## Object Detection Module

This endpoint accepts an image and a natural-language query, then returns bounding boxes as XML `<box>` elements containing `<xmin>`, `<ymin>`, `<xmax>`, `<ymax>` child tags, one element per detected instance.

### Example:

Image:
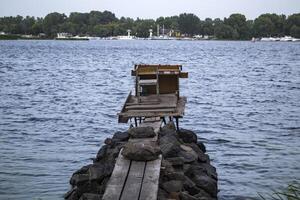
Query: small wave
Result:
<box><xmin>27</xmin><ymin>117</ymin><xmax>62</xmax><ymax>122</ymax></box>
<box><xmin>209</xmin><ymin>138</ymin><xmax>231</xmax><ymax>144</ymax></box>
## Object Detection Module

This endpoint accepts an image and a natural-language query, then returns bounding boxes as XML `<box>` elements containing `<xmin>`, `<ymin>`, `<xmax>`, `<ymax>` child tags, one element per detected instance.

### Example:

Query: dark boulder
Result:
<box><xmin>95</xmin><ymin>145</ymin><xmax>108</xmax><ymax>162</ymax></box>
<box><xmin>70</xmin><ymin>174</ymin><xmax>90</xmax><ymax>186</ymax></box>
<box><xmin>165</xmin><ymin>157</ymin><xmax>185</xmax><ymax>166</ymax></box>
<box><xmin>104</xmin><ymin>138</ymin><xmax>113</xmax><ymax>145</ymax></box>
<box><xmin>157</xmin><ymin>188</ymin><xmax>169</xmax><ymax>200</ymax></box>
<box><xmin>186</xmin><ymin>164</ymin><xmax>218</xmax><ymax>181</ymax></box>
<box><xmin>180</xmin><ymin>191</ymin><xmax>198</xmax><ymax>200</ymax></box>
<box><xmin>121</xmin><ymin>141</ymin><xmax>161</xmax><ymax>161</ymax></box>
<box><xmin>162</xmin><ymin>180</ymin><xmax>183</xmax><ymax>193</ymax></box>
<box><xmin>197</xmin><ymin>141</ymin><xmax>206</xmax><ymax>153</ymax></box>
<box><xmin>185</xmin><ymin>143</ymin><xmax>207</xmax><ymax>162</ymax></box>
<box><xmin>194</xmin><ymin>188</ymin><xmax>216</xmax><ymax>200</ymax></box>
<box><xmin>88</xmin><ymin>163</ymin><xmax>114</xmax><ymax>181</ymax></box>
<box><xmin>164</xmin><ymin>171</ymin><xmax>186</xmax><ymax>182</ymax></box>
<box><xmin>178</xmin><ymin>129</ymin><xmax>197</xmax><ymax>143</ymax></box>
<box><xmin>128</xmin><ymin>126</ymin><xmax>156</xmax><ymax>138</ymax></box>
<box><xmin>183</xmin><ymin>176</ymin><xmax>200</xmax><ymax>195</ymax></box>
<box><xmin>192</xmin><ymin>175</ymin><xmax>217</xmax><ymax>197</ymax></box>
<box><xmin>159</xmin><ymin>133</ymin><xmax>181</xmax><ymax>157</ymax></box>
<box><xmin>112</xmin><ymin>131</ymin><xmax>129</xmax><ymax>142</ymax></box>
<box><xmin>178</xmin><ymin>145</ymin><xmax>198</xmax><ymax>163</ymax></box>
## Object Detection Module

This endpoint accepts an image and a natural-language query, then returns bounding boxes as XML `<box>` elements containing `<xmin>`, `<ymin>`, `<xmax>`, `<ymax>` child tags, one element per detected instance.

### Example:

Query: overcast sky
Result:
<box><xmin>0</xmin><ymin>0</ymin><xmax>299</xmax><ymax>20</ymax></box>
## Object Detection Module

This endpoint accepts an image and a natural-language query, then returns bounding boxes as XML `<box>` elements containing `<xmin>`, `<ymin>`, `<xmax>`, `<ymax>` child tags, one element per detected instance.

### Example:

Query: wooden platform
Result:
<box><xmin>103</xmin><ymin>118</ymin><xmax>162</xmax><ymax>200</ymax></box>
<box><xmin>118</xmin><ymin>93</ymin><xmax>186</xmax><ymax>123</ymax></box>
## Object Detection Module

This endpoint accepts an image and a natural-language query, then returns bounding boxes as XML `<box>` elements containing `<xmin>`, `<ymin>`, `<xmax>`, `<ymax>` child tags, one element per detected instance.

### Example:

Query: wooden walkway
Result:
<box><xmin>102</xmin><ymin>118</ymin><xmax>162</xmax><ymax>200</ymax></box>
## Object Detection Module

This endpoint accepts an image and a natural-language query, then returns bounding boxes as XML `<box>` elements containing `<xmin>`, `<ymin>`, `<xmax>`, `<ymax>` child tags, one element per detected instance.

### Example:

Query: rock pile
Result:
<box><xmin>64</xmin><ymin>123</ymin><xmax>218</xmax><ymax>200</ymax></box>
<box><xmin>158</xmin><ymin>125</ymin><xmax>218</xmax><ymax>200</ymax></box>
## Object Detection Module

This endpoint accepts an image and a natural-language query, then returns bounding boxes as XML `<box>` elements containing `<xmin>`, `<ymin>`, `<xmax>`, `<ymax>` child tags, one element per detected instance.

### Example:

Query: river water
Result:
<box><xmin>0</xmin><ymin>40</ymin><xmax>299</xmax><ymax>200</ymax></box>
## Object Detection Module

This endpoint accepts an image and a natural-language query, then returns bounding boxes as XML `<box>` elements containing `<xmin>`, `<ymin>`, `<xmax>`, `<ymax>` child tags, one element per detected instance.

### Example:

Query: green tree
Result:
<box><xmin>156</xmin><ymin>16</ymin><xmax>178</xmax><ymax>31</ymax></box>
<box><xmin>31</xmin><ymin>17</ymin><xmax>43</xmax><ymax>35</ymax></box>
<box><xmin>178</xmin><ymin>13</ymin><xmax>200</xmax><ymax>35</ymax></box>
<box><xmin>43</xmin><ymin>12</ymin><xmax>66</xmax><ymax>37</ymax></box>
<box><xmin>202</xmin><ymin>18</ymin><xmax>214</xmax><ymax>36</ymax></box>
<box><xmin>286</xmin><ymin>13</ymin><xmax>300</xmax><ymax>36</ymax></box>
<box><xmin>225</xmin><ymin>13</ymin><xmax>250</xmax><ymax>39</ymax></box>
<box><xmin>134</xmin><ymin>19</ymin><xmax>155</xmax><ymax>37</ymax></box>
<box><xmin>18</xmin><ymin>16</ymin><xmax>35</xmax><ymax>34</ymax></box>
<box><xmin>253</xmin><ymin>15</ymin><xmax>275</xmax><ymax>37</ymax></box>
<box><xmin>290</xmin><ymin>25</ymin><xmax>300</xmax><ymax>38</ymax></box>
<box><xmin>253</xmin><ymin>13</ymin><xmax>287</xmax><ymax>37</ymax></box>
<box><xmin>214</xmin><ymin>23</ymin><xmax>236</xmax><ymax>39</ymax></box>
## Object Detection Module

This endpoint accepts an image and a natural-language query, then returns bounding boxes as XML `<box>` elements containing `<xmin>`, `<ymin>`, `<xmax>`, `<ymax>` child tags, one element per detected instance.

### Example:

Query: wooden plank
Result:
<box><xmin>120</xmin><ymin>161</ymin><xmax>146</xmax><ymax>200</ymax></box>
<box><xmin>126</xmin><ymin>108</ymin><xmax>176</xmax><ymax>113</ymax></box>
<box><xmin>119</xmin><ymin>112</ymin><xmax>182</xmax><ymax>118</ymax></box>
<box><xmin>126</xmin><ymin>102</ymin><xmax>160</xmax><ymax>106</ymax></box>
<box><xmin>129</xmin><ymin>119</ymin><xmax>161</xmax><ymax>143</ymax></box>
<box><xmin>118</xmin><ymin>91</ymin><xmax>133</xmax><ymax>123</ymax></box>
<box><xmin>139</xmin><ymin>79</ymin><xmax>158</xmax><ymax>86</ymax></box>
<box><xmin>139</xmin><ymin>155</ymin><xmax>162</xmax><ymax>200</ymax></box>
<box><xmin>102</xmin><ymin>150</ymin><xmax>131</xmax><ymax>200</ymax></box>
<box><xmin>143</xmin><ymin>117</ymin><xmax>160</xmax><ymax>122</ymax></box>
<box><xmin>132</xmin><ymin>65</ymin><xmax>184</xmax><ymax>76</ymax></box>
<box><xmin>126</xmin><ymin>104</ymin><xmax>176</xmax><ymax>110</ymax></box>
<box><xmin>140</xmin><ymin>120</ymin><xmax>161</xmax><ymax>133</ymax></box>
<box><xmin>177</xmin><ymin>97</ymin><xmax>187</xmax><ymax>115</ymax></box>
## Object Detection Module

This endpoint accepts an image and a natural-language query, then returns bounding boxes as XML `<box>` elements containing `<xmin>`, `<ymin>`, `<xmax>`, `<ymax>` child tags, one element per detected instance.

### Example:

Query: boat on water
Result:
<box><xmin>56</xmin><ymin>33</ymin><xmax>89</xmax><ymax>40</ymax></box>
<box><xmin>149</xmin><ymin>35</ymin><xmax>176</xmax><ymax>40</ymax></box>
<box><xmin>280</xmin><ymin>36</ymin><xmax>300</xmax><ymax>42</ymax></box>
<box><xmin>260</xmin><ymin>36</ymin><xmax>299</xmax><ymax>42</ymax></box>
<box><xmin>117</xmin><ymin>35</ymin><xmax>135</xmax><ymax>40</ymax></box>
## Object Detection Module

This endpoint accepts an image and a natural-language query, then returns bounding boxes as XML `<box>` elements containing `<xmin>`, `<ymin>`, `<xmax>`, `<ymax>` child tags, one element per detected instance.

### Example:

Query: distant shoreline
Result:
<box><xmin>1</xmin><ymin>11</ymin><xmax>299</xmax><ymax>41</ymax></box>
<box><xmin>1</xmin><ymin>37</ymin><xmax>299</xmax><ymax>42</ymax></box>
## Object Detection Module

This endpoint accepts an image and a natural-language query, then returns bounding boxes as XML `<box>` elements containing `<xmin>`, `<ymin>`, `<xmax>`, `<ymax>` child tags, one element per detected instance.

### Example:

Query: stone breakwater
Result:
<box><xmin>65</xmin><ymin>123</ymin><xmax>218</xmax><ymax>200</ymax></box>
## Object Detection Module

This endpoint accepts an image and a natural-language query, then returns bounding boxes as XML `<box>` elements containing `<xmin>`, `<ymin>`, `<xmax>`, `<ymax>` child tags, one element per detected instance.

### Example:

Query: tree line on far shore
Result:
<box><xmin>0</xmin><ymin>10</ymin><xmax>299</xmax><ymax>39</ymax></box>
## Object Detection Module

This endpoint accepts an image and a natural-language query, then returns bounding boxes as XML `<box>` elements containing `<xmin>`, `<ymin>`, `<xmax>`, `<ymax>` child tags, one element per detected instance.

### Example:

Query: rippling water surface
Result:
<box><xmin>0</xmin><ymin>40</ymin><xmax>299</xmax><ymax>200</ymax></box>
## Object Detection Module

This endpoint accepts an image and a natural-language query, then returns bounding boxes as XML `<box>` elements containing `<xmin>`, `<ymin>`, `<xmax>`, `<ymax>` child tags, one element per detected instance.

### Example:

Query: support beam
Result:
<box><xmin>175</xmin><ymin>116</ymin><xmax>179</xmax><ymax>130</ymax></box>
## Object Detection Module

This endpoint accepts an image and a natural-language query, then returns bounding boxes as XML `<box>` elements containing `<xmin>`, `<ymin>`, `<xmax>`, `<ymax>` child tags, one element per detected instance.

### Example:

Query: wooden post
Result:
<box><xmin>175</xmin><ymin>116</ymin><xmax>179</xmax><ymax>131</ymax></box>
<box><xmin>134</xmin><ymin>117</ymin><xmax>138</xmax><ymax>127</ymax></box>
<box><xmin>156</xmin><ymin>66</ymin><xmax>159</xmax><ymax>96</ymax></box>
<box><xmin>161</xmin><ymin>117</ymin><xmax>166</xmax><ymax>125</ymax></box>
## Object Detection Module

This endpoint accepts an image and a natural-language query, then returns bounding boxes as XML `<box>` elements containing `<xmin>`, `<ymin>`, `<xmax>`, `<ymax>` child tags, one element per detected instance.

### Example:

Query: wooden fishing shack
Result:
<box><xmin>118</xmin><ymin>64</ymin><xmax>188</xmax><ymax>129</ymax></box>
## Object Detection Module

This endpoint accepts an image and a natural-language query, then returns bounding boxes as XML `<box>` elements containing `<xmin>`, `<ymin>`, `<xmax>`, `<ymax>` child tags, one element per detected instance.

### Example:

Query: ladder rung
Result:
<box><xmin>139</xmin><ymin>79</ymin><xmax>158</xmax><ymax>86</ymax></box>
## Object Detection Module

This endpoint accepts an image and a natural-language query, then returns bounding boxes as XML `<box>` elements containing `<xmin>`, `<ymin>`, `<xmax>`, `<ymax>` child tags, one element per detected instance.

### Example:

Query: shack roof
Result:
<box><xmin>131</xmin><ymin>64</ymin><xmax>188</xmax><ymax>78</ymax></box>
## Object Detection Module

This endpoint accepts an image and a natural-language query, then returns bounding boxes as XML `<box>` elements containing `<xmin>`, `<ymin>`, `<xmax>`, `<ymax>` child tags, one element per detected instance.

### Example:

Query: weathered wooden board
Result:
<box><xmin>139</xmin><ymin>79</ymin><xmax>158</xmax><ymax>86</ymax></box>
<box><xmin>140</xmin><ymin>120</ymin><xmax>161</xmax><ymax>133</ymax></box>
<box><xmin>102</xmin><ymin>150</ymin><xmax>131</xmax><ymax>200</ymax></box>
<box><xmin>120</xmin><ymin>161</ymin><xmax>146</xmax><ymax>200</ymax></box>
<box><xmin>126</xmin><ymin>108</ymin><xmax>176</xmax><ymax>113</ymax></box>
<box><xmin>118</xmin><ymin>91</ymin><xmax>133</xmax><ymax>123</ymax></box>
<box><xmin>126</xmin><ymin>104</ymin><xmax>176</xmax><ymax>110</ymax></box>
<box><xmin>126</xmin><ymin>102</ymin><xmax>160</xmax><ymax>106</ymax></box>
<box><xmin>139</xmin><ymin>155</ymin><xmax>162</xmax><ymax>200</ymax></box>
<box><xmin>176</xmin><ymin>97</ymin><xmax>187</xmax><ymax>115</ymax></box>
